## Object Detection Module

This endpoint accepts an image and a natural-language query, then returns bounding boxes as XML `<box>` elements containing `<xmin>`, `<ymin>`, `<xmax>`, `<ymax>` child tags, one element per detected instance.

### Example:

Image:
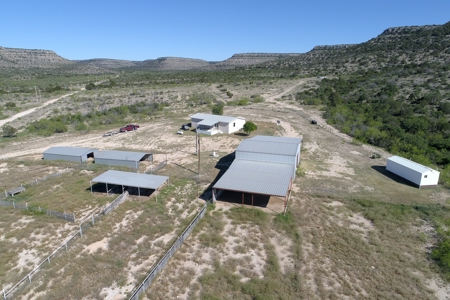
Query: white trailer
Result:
<box><xmin>386</xmin><ymin>156</ymin><xmax>440</xmax><ymax>188</ymax></box>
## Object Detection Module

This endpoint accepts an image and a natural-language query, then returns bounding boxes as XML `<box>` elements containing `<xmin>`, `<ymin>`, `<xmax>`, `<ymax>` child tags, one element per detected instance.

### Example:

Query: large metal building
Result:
<box><xmin>43</xmin><ymin>147</ymin><xmax>97</xmax><ymax>163</ymax></box>
<box><xmin>386</xmin><ymin>156</ymin><xmax>440</xmax><ymax>188</ymax></box>
<box><xmin>235</xmin><ymin>135</ymin><xmax>302</xmax><ymax>177</ymax></box>
<box><xmin>213</xmin><ymin>135</ymin><xmax>302</xmax><ymax>211</ymax></box>
<box><xmin>94</xmin><ymin>150</ymin><xmax>152</xmax><ymax>170</ymax></box>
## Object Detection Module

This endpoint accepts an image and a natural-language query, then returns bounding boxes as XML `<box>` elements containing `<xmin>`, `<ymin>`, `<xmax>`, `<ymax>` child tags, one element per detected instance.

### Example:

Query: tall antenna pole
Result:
<box><xmin>198</xmin><ymin>134</ymin><xmax>201</xmax><ymax>176</ymax></box>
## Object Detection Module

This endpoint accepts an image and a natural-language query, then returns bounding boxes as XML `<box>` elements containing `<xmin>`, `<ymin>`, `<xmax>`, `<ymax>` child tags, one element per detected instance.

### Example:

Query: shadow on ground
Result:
<box><xmin>371</xmin><ymin>165</ymin><xmax>418</xmax><ymax>188</ymax></box>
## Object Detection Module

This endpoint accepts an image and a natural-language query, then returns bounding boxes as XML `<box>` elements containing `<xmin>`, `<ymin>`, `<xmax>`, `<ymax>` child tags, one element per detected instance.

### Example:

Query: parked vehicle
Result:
<box><xmin>103</xmin><ymin>131</ymin><xmax>118</xmax><ymax>137</ymax></box>
<box><xmin>119</xmin><ymin>124</ymin><xmax>140</xmax><ymax>132</ymax></box>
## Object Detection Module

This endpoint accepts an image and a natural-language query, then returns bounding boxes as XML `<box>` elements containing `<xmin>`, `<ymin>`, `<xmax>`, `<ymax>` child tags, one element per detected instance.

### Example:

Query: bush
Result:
<box><xmin>28</xmin><ymin>119</ymin><xmax>68</xmax><ymax>136</ymax></box>
<box><xmin>243</xmin><ymin>121</ymin><xmax>257</xmax><ymax>135</ymax></box>
<box><xmin>212</xmin><ymin>104</ymin><xmax>224</xmax><ymax>115</ymax></box>
<box><xmin>2</xmin><ymin>124</ymin><xmax>18</xmax><ymax>137</ymax></box>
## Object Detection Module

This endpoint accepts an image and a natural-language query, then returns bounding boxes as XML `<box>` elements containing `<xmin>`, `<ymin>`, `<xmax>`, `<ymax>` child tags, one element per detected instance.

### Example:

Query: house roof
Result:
<box><xmin>190</xmin><ymin>113</ymin><xmax>242</xmax><ymax>124</ymax></box>
<box><xmin>236</xmin><ymin>139</ymin><xmax>299</xmax><ymax>156</ymax></box>
<box><xmin>43</xmin><ymin>146</ymin><xmax>97</xmax><ymax>157</ymax></box>
<box><xmin>198</xmin><ymin>119</ymin><xmax>218</xmax><ymax>126</ymax></box>
<box><xmin>213</xmin><ymin>160</ymin><xmax>293</xmax><ymax>197</ymax></box>
<box><xmin>249</xmin><ymin>135</ymin><xmax>303</xmax><ymax>144</ymax></box>
<box><xmin>387</xmin><ymin>156</ymin><xmax>438</xmax><ymax>174</ymax></box>
<box><xmin>95</xmin><ymin>150</ymin><xmax>151</xmax><ymax>162</ymax></box>
<box><xmin>91</xmin><ymin>170</ymin><xmax>168</xmax><ymax>190</ymax></box>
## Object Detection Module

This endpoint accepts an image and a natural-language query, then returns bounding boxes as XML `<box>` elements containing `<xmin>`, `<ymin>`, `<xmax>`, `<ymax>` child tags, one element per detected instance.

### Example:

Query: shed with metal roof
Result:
<box><xmin>43</xmin><ymin>147</ymin><xmax>97</xmax><ymax>163</ymax></box>
<box><xmin>95</xmin><ymin>150</ymin><xmax>152</xmax><ymax>170</ymax></box>
<box><xmin>386</xmin><ymin>156</ymin><xmax>440</xmax><ymax>188</ymax></box>
<box><xmin>90</xmin><ymin>170</ymin><xmax>168</xmax><ymax>197</ymax></box>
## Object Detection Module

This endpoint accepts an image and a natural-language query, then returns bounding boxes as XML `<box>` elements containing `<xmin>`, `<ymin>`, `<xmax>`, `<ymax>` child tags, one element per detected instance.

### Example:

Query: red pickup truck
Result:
<box><xmin>119</xmin><ymin>124</ymin><xmax>140</xmax><ymax>132</ymax></box>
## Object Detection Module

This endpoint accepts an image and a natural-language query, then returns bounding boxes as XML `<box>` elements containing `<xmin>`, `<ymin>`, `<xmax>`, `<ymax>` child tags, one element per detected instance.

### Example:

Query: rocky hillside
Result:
<box><xmin>1</xmin><ymin>21</ymin><xmax>449</xmax><ymax>74</ymax></box>
<box><xmin>261</xmin><ymin>22</ymin><xmax>450</xmax><ymax>74</ymax></box>
<box><xmin>0</xmin><ymin>46</ymin><xmax>74</xmax><ymax>69</ymax></box>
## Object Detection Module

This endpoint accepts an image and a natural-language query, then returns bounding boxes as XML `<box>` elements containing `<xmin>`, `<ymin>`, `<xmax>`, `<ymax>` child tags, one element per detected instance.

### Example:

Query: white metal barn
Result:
<box><xmin>386</xmin><ymin>156</ymin><xmax>440</xmax><ymax>188</ymax></box>
<box><xmin>190</xmin><ymin>113</ymin><xmax>246</xmax><ymax>135</ymax></box>
<box><xmin>235</xmin><ymin>135</ymin><xmax>303</xmax><ymax>177</ymax></box>
<box><xmin>212</xmin><ymin>135</ymin><xmax>303</xmax><ymax>211</ymax></box>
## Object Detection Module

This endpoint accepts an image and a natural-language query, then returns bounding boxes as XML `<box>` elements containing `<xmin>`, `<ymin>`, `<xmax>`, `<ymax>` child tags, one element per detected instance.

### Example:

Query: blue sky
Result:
<box><xmin>1</xmin><ymin>0</ymin><xmax>449</xmax><ymax>61</ymax></box>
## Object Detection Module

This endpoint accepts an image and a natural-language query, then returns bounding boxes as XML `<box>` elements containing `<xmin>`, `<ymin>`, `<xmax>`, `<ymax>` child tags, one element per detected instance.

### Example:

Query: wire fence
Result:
<box><xmin>145</xmin><ymin>160</ymin><xmax>167</xmax><ymax>174</ymax></box>
<box><xmin>0</xmin><ymin>200</ymin><xmax>76</xmax><ymax>222</ymax></box>
<box><xmin>2</xmin><ymin>191</ymin><xmax>129</xmax><ymax>300</ymax></box>
<box><xmin>127</xmin><ymin>199</ymin><xmax>210</xmax><ymax>300</ymax></box>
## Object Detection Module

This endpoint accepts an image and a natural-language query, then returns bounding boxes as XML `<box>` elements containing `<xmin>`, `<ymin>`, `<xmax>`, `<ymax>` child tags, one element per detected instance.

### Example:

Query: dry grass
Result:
<box><xmin>1</xmin><ymin>77</ymin><xmax>449</xmax><ymax>299</ymax></box>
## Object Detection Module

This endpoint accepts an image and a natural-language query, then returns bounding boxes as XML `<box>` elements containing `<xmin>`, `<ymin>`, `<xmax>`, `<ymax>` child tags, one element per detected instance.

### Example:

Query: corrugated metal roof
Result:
<box><xmin>387</xmin><ymin>156</ymin><xmax>436</xmax><ymax>174</ymax></box>
<box><xmin>95</xmin><ymin>150</ymin><xmax>150</xmax><ymax>162</ymax></box>
<box><xmin>236</xmin><ymin>139</ymin><xmax>299</xmax><ymax>156</ymax></box>
<box><xmin>213</xmin><ymin>160</ymin><xmax>293</xmax><ymax>197</ymax></box>
<box><xmin>43</xmin><ymin>146</ymin><xmax>96</xmax><ymax>156</ymax></box>
<box><xmin>191</xmin><ymin>113</ymin><xmax>242</xmax><ymax>124</ymax></box>
<box><xmin>198</xmin><ymin>119</ymin><xmax>218</xmax><ymax>126</ymax></box>
<box><xmin>249</xmin><ymin>135</ymin><xmax>303</xmax><ymax>144</ymax></box>
<box><xmin>92</xmin><ymin>170</ymin><xmax>168</xmax><ymax>190</ymax></box>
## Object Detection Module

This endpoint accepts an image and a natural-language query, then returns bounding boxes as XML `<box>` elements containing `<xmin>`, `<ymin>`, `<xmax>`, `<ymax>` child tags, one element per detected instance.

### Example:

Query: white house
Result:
<box><xmin>190</xmin><ymin>113</ymin><xmax>245</xmax><ymax>135</ymax></box>
<box><xmin>386</xmin><ymin>156</ymin><xmax>440</xmax><ymax>188</ymax></box>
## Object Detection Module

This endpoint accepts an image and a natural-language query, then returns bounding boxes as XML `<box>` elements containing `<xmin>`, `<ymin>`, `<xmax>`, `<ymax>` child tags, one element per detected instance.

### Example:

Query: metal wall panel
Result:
<box><xmin>95</xmin><ymin>158</ymin><xmax>139</xmax><ymax>169</ymax></box>
<box><xmin>43</xmin><ymin>153</ymin><xmax>82</xmax><ymax>163</ymax></box>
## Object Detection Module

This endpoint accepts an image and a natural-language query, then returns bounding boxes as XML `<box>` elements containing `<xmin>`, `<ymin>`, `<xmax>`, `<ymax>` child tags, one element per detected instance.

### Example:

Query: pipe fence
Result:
<box><xmin>2</xmin><ymin>191</ymin><xmax>129</xmax><ymax>300</ymax></box>
<box><xmin>128</xmin><ymin>199</ymin><xmax>210</xmax><ymax>300</ymax></box>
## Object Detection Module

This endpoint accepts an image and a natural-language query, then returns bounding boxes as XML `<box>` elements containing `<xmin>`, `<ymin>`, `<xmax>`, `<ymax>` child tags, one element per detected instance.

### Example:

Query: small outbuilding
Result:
<box><xmin>94</xmin><ymin>150</ymin><xmax>152</xmax><ymax>170</ymax></box>
<box><xmin>190</xmin><ymin>113</ymin><xmax>245</xmax><ymax>135</ymax></box>
<box><xmin>386</xmin><ymin>156</ymin><xmax>440</xmax><ymax>188</ymax></box>
<box><xmin>43</xmin><ymin>147</ymin><xmax>97</xmax><ymax>163</ymax></box>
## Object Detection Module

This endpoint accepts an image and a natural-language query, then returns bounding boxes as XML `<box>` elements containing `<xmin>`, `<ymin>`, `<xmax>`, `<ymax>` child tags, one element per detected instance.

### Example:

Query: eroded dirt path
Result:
<box><xmin>0</xmin><ymin>91</ymin><xmax>79</xmax><ymax>127</ymax></box>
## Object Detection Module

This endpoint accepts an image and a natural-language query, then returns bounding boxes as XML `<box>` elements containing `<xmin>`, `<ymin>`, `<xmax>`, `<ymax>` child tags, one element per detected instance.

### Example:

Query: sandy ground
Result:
<box><xmin>1</xmin><ymin>78</ymin><xmax>449</xmax><ymax>299</ymax></box>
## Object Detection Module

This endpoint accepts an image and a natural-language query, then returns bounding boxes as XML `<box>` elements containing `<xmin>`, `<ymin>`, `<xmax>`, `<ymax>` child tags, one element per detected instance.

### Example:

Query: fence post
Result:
<box><xmin>28</xmin><ymin>274</ymin><xmax>31</xmax><ymax>283</ymax></box>
<box><xmin>64</xmin><ymin>211</ymin><xmax>66</xmax><ymax>221</ymax></box>
<box><xmin>47</xmin><ymin>257</ymin><xmax>50</xmax><ymax>264</ymax></box>
<box><xmin>80</xmin><ymin>225</ymin><xmax>83</xmax><ymax>237</ymax></box>
<box><xmin>65</xmin><ymin>242</ymin><xmax>68</xmax><ymax>251</ymax></box>
<box><xmin>3</xmin><ymin>288</ymin><xmax>6</xmax><ymax>300</ymax></box>
<box><xmin>26</xmin><ymin>203</ymin><xmax>28</xmax><ymax>210</ymax></box>
<box><xmin>92</xmin><ymin>214</ymin><xmax>94</xmax><ymax>225</ymax></box>
<box><xmin>13</xmin><ymin>201</ymin><xmax>15</xmax><ymax>209</ymax></box>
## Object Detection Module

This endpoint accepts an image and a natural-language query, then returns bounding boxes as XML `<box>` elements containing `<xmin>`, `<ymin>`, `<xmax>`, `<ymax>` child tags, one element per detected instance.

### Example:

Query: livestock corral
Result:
<box><xmin>1</xmin><ymin>79</ymin><xmax>450</xmax><ymax>299</ymax></box>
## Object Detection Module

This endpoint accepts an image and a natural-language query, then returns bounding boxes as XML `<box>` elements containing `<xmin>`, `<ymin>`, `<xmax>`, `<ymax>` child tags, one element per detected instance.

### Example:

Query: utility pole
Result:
<box><xmin>198</xmin><ymin>134</ymin><xmax>201</xmax><ymax>176</ymax></box>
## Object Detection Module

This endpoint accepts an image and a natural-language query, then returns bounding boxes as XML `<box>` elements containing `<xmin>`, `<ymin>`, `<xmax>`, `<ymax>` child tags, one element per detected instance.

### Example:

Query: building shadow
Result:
<box><xmin>87</xmin><ymin>184</ymin><xmax>155</xmax><ymax>197</ymax></box>
<box><xmin>233</xmin><ymin>132</ymin><xmax>248</xmax><ymax>137</ymax></box>
<box><xmin>371</xmin><ymin>165</ymin><xmax>417</xmax><ymax>188</ymax></box>
<box><xmin>198</xmin><ymin>152</ymin><xmax>235</xmax><ymax>201</ymax></box>
<box><xmin>219</xmin><ymin>190</ymin><xmax>270</xmax><ymax>207</ymax></box>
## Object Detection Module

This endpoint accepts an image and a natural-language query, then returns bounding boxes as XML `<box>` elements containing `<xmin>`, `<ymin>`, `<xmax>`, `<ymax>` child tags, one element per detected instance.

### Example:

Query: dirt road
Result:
<box><xmin>0</xmin><ymin>91</ymin><xmax>79</xmax><ymax>127</ymax></box>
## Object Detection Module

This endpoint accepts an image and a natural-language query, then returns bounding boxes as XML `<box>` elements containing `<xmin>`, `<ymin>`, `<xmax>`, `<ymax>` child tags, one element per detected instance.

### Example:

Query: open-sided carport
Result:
<box><xmin>90</xmin><ymin>170</ymin><xmax>168</xmax><ymax>197</ymax></box>
<box><xmin>212</xmin><ymin>160</ymin><xmax>293</xmax><ymax>212</ymax></box>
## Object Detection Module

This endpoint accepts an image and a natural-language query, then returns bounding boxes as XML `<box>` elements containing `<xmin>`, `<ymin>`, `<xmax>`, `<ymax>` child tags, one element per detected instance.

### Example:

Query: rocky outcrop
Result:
<box><xmin>0</xmin><ymin>46</ymin><xmax>73</xmax><ymax>69</ymax></box>
<box><xmin>136</xmin><ymin>57</ymin><xmax>211</xmax><ymax>70</ymax></box>
<box><xmin>211</xmin><ymin>53</ymin><xmax>300</xmax><ymax>68</ymax></box>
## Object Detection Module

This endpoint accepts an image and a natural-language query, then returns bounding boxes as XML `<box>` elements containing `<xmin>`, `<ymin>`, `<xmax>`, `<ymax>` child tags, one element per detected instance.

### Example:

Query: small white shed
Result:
<box><xmin>386</xmin><ymin>156</ymin><xmax>440</xmax><ymax>188</ymax></box>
